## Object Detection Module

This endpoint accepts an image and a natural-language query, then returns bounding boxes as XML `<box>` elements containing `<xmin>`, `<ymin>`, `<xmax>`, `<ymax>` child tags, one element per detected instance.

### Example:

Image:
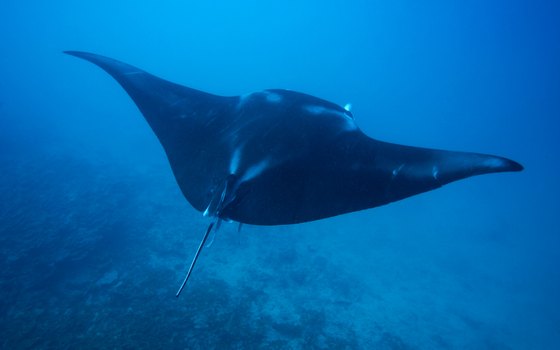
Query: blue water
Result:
<box><xmin>1</xmin><ymin>1</ymin><xmax>559</xmax><ymax>349</ymax></box>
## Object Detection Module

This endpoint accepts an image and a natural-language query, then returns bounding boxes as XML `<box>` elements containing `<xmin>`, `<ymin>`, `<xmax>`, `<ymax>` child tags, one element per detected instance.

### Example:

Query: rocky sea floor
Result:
<box><xmin>0</xmin><ymin>147</ymin><xmax>555</xmax><ymax>349</ymax></box>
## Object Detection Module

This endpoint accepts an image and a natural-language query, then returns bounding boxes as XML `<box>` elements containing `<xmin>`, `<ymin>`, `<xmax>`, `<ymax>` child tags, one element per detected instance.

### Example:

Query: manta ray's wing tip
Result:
<box><xmin>64</xmin><ymin>51</ymin><xmax>108</xmax><ymax>67</ymax></box>
<box><xmin>491</xmin><ymin>156</ymin><xmax>524</xmax><ymax>173</ymax></box>
<box><xmin>65</xmin><ymin>51</ymin><xmax>127</xmax><ymax>66</ymax></box>
<box><xmin>64</xmin><ymin>50</ymin><xmax>91</xmax><ymax>58</ymax></box>
<box><xmin>509</xmin><ymin>159</ymin><xmax>524</xmax><ymax>172</ymax></box>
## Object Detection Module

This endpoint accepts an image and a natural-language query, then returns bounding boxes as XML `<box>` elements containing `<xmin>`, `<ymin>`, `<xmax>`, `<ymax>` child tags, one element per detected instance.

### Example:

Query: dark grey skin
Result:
<box><xmin>65</xmin><ymin>51</ymin><xmax>523</xmax><ymax>295</ymax></box>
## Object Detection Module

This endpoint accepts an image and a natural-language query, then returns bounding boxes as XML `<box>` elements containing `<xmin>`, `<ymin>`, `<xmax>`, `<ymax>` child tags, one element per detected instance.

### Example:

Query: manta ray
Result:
<box><xmin>65</xmin><ymin>51</ymin><xmax>523</xmax><ymax>297</ymax></box>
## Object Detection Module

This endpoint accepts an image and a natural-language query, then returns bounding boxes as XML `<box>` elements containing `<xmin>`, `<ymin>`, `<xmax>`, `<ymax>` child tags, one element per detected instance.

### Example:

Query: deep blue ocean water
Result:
<box><xmin>1</xmin><ymin>1</ymin><xmax>559</xmax><ymax>349</ymax></box>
